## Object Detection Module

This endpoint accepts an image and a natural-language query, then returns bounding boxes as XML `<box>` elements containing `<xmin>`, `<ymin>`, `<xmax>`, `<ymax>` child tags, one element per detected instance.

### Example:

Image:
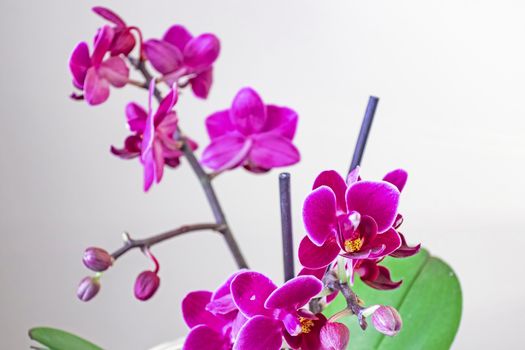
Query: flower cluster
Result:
<box><xmin>68</xmin><ymin>7</ymin><xmax>300</xmax><ymax>191</ymax></box>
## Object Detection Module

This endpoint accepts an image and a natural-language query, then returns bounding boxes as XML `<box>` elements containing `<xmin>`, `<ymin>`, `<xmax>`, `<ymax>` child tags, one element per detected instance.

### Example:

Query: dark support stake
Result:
<box><xmin>349</xmin><ymin>96</ymin><xmax>379</xmax><ymax>174</ymax></box>
<box><xmin>279</xmin><ymin>173</ymin><xmax>294</xmax><ymax>282</ymax></box>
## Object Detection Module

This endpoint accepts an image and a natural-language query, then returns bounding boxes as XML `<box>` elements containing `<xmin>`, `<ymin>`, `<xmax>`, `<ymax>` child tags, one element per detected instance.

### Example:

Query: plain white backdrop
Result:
<box><xmin>1</xmin><ymin>0</ymin><xmax>524</xmax><ymax>349</ymax></box>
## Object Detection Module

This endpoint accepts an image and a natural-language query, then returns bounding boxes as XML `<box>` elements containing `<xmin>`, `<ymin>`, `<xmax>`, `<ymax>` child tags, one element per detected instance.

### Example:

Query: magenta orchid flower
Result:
<box><xmin>230</xmin><ymin>271</ymin><xmax>325</xmax><ymax>350</ymax></box>
<box><xmin>298</xmin><ymin>169</ymin><xmax>403</xmax><ymax>280</ymax></box>
<box><xmin>111</xmin><ymin>81</ymin><xmax>197</xmax><ymax>191</ymax></box>
<box><xmin>201</xmin><ymin>87</ymin><xmax>300</xmax><ymax>173</ymax></box>
<box><xmin>182</xmin><ymin>272</ymin><xmax>247</xmax><ymax>350</ymax></box>
<box><xmin>69</xmin><ymin>25</ymin><xmax>130</xmax><ymax>105</ymax></box>
<box><xmin>92</xmin><ymin>7</ymin><xmax>136</xmax><ymax>56</ymax></box>
<box><xmin>144</xmin><ymin>25</ymin><xmax>220</xmax><ymax>98</ymax></box>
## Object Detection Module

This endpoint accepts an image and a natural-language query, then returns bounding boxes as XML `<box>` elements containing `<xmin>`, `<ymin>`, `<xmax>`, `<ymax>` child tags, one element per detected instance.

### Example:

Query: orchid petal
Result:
<box><xmin>265</xmin><ymin>276</ymin><xmax>323</xmax><ymax>310</ymax></box>
<box><xmin>234</xmin><ymin>316</ymin><xmax>283</xmax><ymax>350</ymax></box>
<box><xmin>84</xmin><ymin>68</ymin><xmax>109</xmax><ymax>105</ymax></box>
<box><xmin>346</xmin><ymin>181</ymin><xmax>400</xmax><ymax>233</ymax></box>
<box><xmin>99</xmin><ymin>56</ymin><xmax>129</xmax><ymax>87</ymax></box>
<box><xmin>303</xmin><ymin>186</ymin><xmax>338</xmax><ymax>246</ymax></box>
<box><xmin>144</xmin><ymin>39</ymin><xmax>183</xmax><ymax>75</ymax></box>
<box><xmin>231</xmin><ymin>271</ymin><xmax>277</xmax><ymax>318</ymax></box>
<box><xmin>383</xmin><ymin>169</ymin><xmax>408</xmax><ymax>192</ymax></box>
<box><xmin>368</xmin><ymin>228</ymin><xmax>402</xmax><ymax>259</ymax></box>
<box><xmin>110</xmin><ymin>135</ymin><xmax>141</xmax><ymax>159</ymax></box>
<box><xmin>205</xmin><ymin>110</ymin><xmax>235</xmax><ymax>140</ymax></box>
<box><xmin>362</xmin><ymin>265</ymin><xmax>402</xmax><ymax>290</ymax></box>
<box><xmin>313</xmin><ymin>171</ymin><xmax>348</xmax><ymax>213</ymax></box>
<box><xmin>249</xmin><ymin>133</ymin><xmax>300</xmax><ymax>169</ymax></box>
<box><xmin>182</xmin><ymin>291</ymin><xmax>221</xmax><ymax>329</ymax></box>
<box><xmin>183</xmin><ymin>325</ymin><xmax>227</xmax><ymax>350</ymax></box>
<box><xmin>263</xmin><ymin>105</ymin><xmax>298</xmax><ymax>139</ymax></box>
<box><xmin>163</xmin><ymin>25</ymin><xmax>193</xmax><ymax>52</ymax></box>
<box><xmin>92</xmin><ymin>7</ymin><xmax>126</xmax><ymax>27</ymax></box>
<box><xmin>190</xmin><ymin>67</ymin><xmax>213</xmax><ymax>99</ymax></box>
<box><xmin>184</xmin><ymin>33</ymin><xmax>220</xmax><ymax>71</ymax></box>
<box><xmin>69</xmin><ymin>42</ymin><xmax>91</xmax><ymax>88</ymax></box>
<box><xmin>281</xmin><ymin>312</ymin><xmax>302</xmax><ymax>336</ymax></box>
<box><xmin>111</xmin><ymin>29</ymin><xmax>136</xmax><ymax>56</ymax></box>
<box><xmin>298</xmin><ymin>266</ymin><xmax>327</xmax><ymax>281</ymax></box>
<box><xmin>92</xmin><ymin>25</ymin><xmax>114</xmax><ymax>65</ymax></box>
<box><xmin>201</xmin><ymin>134</ymin><xmax>252</xmax><ymax>171</ymax></box>
<box><xmin>298</xmin><ymin>235</ymin><xmax>339</xmax><ymax>269</ymax></box>
<box><xmin>390</xmin><ymin>232</ymin><xmax>421</xmax><ymax>258</ymax></box>
<box><xmin>230</xmin><ymin>88</ymin><xmax>266</xmax><ymax>135</ymax></box>
<box><xmin>125</xmin><ymin>102</ymin><xmax>148</xmax><ymax>132</ymax></box>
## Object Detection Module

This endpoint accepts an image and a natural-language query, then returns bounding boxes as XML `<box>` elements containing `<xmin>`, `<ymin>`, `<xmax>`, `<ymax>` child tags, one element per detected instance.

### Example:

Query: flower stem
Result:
<box><xmin>128</xmin><ymin>57</ymin><xmax>249</xmax><ymax>269</ymax></box>
<box><xmin>110</xmin><ymin>223</ymin><xmax>225</xmax><ymax>260</ymax></box>
<box><xmin>348</xmin><ymin>96</ymin><xmax>379</xmax><ymax>174</ymax></box>
<box><xmin>279</xmin><ymin>173</ymin><xmax>295</xmax><ymax>282</ymax></box>
<box><xmin>324</xmin><ymin>271</ymin><xmax>367</xmax><ymax>330</ymax></box>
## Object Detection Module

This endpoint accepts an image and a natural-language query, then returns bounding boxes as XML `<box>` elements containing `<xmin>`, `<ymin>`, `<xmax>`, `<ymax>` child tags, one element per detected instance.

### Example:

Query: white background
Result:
<box><xmin>1</xmin><ymin>0</ymin><xmax>524</xmax><ymax>349</ymax></box>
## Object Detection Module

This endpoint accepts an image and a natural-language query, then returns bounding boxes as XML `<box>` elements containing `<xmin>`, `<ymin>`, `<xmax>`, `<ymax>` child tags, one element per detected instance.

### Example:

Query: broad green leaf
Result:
<box><xmin>29</xmin><ymin>327</ymin><xmax>103</xmax><ymax>350</ymax></box>
<box><xmin>323</xmin><ymin>249</ymin><xmax>462</xmax><ymax>350</ymax></box>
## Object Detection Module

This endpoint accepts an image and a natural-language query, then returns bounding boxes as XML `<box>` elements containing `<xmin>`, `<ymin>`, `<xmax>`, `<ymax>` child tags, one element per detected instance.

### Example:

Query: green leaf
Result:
<box><xmin>323</xmin><ymin>249</ymin><xmax>462</xmax><ymax>350</ymax></box>
<box><xmin>29</xmin><ymin>327</ymin><xmax>103</xmax><ymax>350</ymax></box>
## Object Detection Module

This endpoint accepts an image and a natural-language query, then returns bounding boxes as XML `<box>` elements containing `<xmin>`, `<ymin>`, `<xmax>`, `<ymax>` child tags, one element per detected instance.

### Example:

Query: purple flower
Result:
<box><xmin>69</xmin><ymin>25</ymin><xmax>130</xmax><ymax>105</ymax></box>
<box><xmin>111</xmin><ymin>81</ymin><xmax>198</xmax><ymax>191</ymax></box>
<box><xmin>134</xmin><ymin>270</ymin><xmax>160</xmax><ymax>301</ymax></box>
<box><xmin>201</xmin><ymin>88</ymin><xmax>300</xmax><ymax>173</ymax></box>
<box><xmin>299</xmin><ymin>170</ymin><xmax>402</xmax><ymax>279</ymax></box>
<box><xmin>230</xmin><ymin>271</ymin><xmax>323</xmax><ymax>350</ymax></box>
<box><xmin>92</xmin><ymin>7</ymin><xmax>136</xmax><ymax>56</ymax></box>
<box><xmin>144</xmin><ymin>25</ymin><xmax>220</xmax><ymax>98</ymax></box>
<box><xmin>183</xmin><ymin>272</ymin><xmax>247</xmax><ymax>350</ymax></box>
<box><xmin>83</xmin><ymin>247</ymin><xmax>113</xmax><ymax>272</ymax></box>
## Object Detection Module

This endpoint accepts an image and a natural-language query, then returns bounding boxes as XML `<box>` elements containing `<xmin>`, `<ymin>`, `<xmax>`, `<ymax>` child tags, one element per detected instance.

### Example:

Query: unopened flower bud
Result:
<box><xmin>77</xmin><ymin>276</ymin><xmax>100</xmax><ymax>302</ymax></box>
<box><xmin>83</xmin><ymin>247</ymin><xmax>113</xmax><ymax>272</ymax></box>
<box><xmin>371</xmin><ymin>305</ymin><xmax>402</xmax><ymax>336</ymax></box>
<box><xmin>134</xmin><ymin>271</ymin><xmax>160</xmax><ymax>301</ymax></box>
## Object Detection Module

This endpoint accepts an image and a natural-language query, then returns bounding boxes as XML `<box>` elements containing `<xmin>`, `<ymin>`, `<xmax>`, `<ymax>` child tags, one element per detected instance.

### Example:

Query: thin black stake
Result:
<box><xmin>279</xmin><ymin>172</ymin><xmax>294</xmax><ymax>282</ymax></box>
<box><xmin>349</xmin><ymin>96</ymin><xmax>379</xmax><ymax>174</ymax></box>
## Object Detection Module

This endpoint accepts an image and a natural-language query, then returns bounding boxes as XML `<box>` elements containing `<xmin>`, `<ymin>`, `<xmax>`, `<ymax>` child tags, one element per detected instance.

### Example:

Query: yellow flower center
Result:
<box><xmin>299</xmin><ymin>317</ymin><xmax>315</xmax><ymax>334</ymax></box>
<box><xmin>344</xmin><ymin>237</ymin><xmax>363</xmax><ymax>253</ymax></box>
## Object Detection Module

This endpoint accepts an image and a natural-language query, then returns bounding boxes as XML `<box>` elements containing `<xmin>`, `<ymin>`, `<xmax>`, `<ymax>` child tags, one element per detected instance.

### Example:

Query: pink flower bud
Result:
<box><xmin>371</xmin><ymin>305</ymin><xmax>402</xmax><ymax>336</ymax></box>
<box><xmin>83</xmin><ymin>247</ymin><xmax>113</xmax><ymax>272</ymax></box>
<box><xmin>77</xmin><ymin>276</ymin><xmax>100</xmax><ymax>302</ymax></box>
<box><xmin>134</xmin><ymin>271</ymin><xmax>160</xmax><ymax>301</ymax></box>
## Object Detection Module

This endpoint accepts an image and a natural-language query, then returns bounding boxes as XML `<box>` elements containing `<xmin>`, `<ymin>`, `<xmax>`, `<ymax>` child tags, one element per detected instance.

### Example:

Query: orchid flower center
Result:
<box><xmin>344</xmin><ymin>237</ymin><xmax>364</xmax><ymax>253</ymax></box>
<box><xmin>299</xmin><ymin>317</ymin><xmax>315</xmax><ymax>334</ymax></box>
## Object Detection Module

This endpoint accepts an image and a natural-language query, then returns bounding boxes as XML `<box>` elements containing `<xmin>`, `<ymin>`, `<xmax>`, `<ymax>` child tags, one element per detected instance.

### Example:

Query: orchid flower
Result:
<box><xmin>144</xmin><ymin>25</ymin><xmax>220</xmax><ymax>98</ymax></box>
<box><xmin>201</xmin><ymin>87</ymin><xmax>300</xmax><ymax>173</ymax></box>
<box><xmin>230</xmin><ymin>271</ymin><xmax>326</xmax><ymax>350</ymax></box>
<box><xmin>92</xmin><ymin>6</ymin><xmax>136</xmax><ymax>56</ymax></box>
<box><xmin>299</xmin><ymin>169</ymin><xmax>403</xmax><ymax>281</ymax></box>
<box><xmin>111</xmin><ymin>81</ymin><xmax>197</xmax><ymax>191</ymax></box>
<box><xmin>182</xmin><ymin>272</ymin><xmax>247</xmax><ymax>350</ymax></box>
<box><xmin>69</xmin><ymin>25</ymin><xmax>130</xmax><ymax>105</ymax></box>
<box><xmin>284</xmin><ymin>313</ymin><xmax>350</xmax><ymax>350</ymax></box>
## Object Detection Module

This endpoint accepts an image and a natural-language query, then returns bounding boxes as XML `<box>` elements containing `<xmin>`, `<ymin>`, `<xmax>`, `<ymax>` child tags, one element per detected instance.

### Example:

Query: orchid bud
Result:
<box><xmin>77</xmin><ymin>276</ymin><xmax>100</xmax><ymax>302</ymax></box>
<box><xmin>371</xmin><ymin>305</ymin><xmax>402</xmax><ymax>336</ymax></box>
<box><xmin>83</xmin><ymin>247</ymin><xmax>113</xmax><ymax>272</ymax></box>
<box><xmin>134</xmin><ymin>271</ymin><xmax>160</xmax><ymax>301</ymax></box>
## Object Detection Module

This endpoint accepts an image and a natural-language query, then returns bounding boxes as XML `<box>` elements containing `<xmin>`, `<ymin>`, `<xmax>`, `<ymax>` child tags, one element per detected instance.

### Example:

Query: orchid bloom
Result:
<box><xmin>69</xmin><ymin>25</ymin><xmax>130</xmax><ymax>105</ymax></box>
<box><xmin>111</xmin><ymin>81</ymin><xmax>197</xmax><ymax>191</ymax></box>
<box><xmin>182</xmin><ymin>273</ymin><xmax>247</xmax><ymax>350</ymax></box>
<box><xmin>201</xmin><ymin>87</ymin><xmax>300</xmax><ymax>173</ymax></box>
<box><xmin>284</xmin><ymin>313</ymin><xmax>350</xmax><ymax>350</ymax></box>
<box><xmin>230</xmin><ymin>271</ymin><xmax>326</xmax><ymax>350</ymax></box>
<box><xmin>92</xmin><ymin>7</ymin><xmax>136</xmax><ymax>56</ymax></box>
<box><xmin>299</xmin><ymin>169</ymin><xmax>404</xmax><ymax>281</ymax></box>
<box><xmin>144</xmin><ymin>25</ymin><xmax>220</xmax><ymax>98</ymax></box>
